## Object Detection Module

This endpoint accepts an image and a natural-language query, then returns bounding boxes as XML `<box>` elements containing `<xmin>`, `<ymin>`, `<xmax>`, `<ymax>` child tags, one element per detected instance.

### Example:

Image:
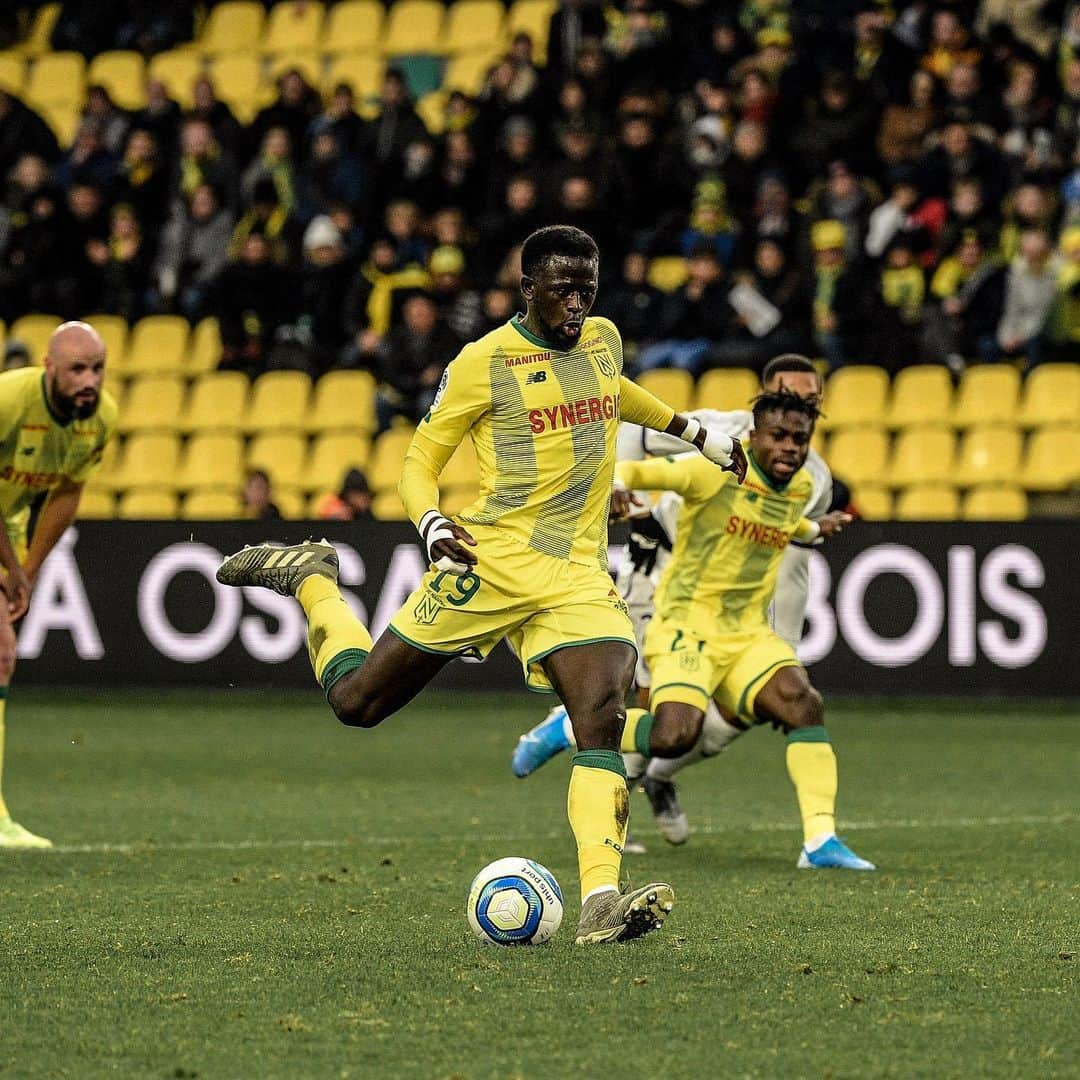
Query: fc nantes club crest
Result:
<box><xmin>592</xmin><ymin>347</ymin><xmax>618</xmax><ymax>379</ymax></box>
<box><xmin>413</xmin><ymin>590</ymin><xmax>443</xmax><ymax>626</ymax></box>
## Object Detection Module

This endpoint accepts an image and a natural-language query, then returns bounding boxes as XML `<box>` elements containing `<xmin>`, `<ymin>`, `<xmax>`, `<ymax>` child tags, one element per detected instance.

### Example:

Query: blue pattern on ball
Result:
<box><xmin>475</xmin><ymin>876</ymin><xmax>543</xmax><ymax>944</ymax></box>
<box><xmin>527</xmin><ymin>860</ymin><xmax>563</xmax><ymax>904</ymax></box>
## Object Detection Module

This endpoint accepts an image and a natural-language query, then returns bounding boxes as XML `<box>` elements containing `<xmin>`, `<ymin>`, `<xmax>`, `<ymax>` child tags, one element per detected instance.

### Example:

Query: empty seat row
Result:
<box><xmin>853</xmin><ymin>484</ymin><xmax>1031</xmax><ymax>522</ymax></box>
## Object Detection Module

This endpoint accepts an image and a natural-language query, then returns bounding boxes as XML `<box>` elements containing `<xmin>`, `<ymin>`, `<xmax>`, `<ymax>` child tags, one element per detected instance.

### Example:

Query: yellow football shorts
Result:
<box><xmin>388</xmin><ymin>524</ymin><xmax>637</xmax><ymax>693</ymax></box>
<box><xmin>643</xmin><ymin>617</ymin><xmax>801</xmax><ymax>723</ymax></box>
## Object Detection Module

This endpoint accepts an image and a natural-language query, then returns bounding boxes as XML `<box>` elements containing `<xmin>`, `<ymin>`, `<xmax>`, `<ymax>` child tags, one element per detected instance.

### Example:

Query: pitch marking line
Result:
<box><xmin>45</xmin><ymin>813</ymin><xmax>1078</xmax><ymax>855</ymax></box>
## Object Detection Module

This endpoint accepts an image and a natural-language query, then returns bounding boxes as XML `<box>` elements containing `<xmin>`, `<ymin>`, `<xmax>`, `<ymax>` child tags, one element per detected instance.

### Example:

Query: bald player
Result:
<box><xmin>0</xmin><ymin>322</ymin><xmax>117</xmax><ymax>849</ymax></box>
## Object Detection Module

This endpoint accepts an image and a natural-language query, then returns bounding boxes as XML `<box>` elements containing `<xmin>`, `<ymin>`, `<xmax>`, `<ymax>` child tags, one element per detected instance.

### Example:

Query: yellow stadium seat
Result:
<box><xmin>957</xmin><ymin>425</ymin><xmax>1022</xmax><ymax>487</ymax></box>
<box><xmin>87</xmin><ymin>51</ymin><xmax>146</xmax><ymax>110</ymax></box>
<box><xmin>274</xmin><ymin>487</ymin><xmax>305</xmax><ymax>518</ymax></box>
<box><xmin>694</xmin><ymin>367</ymin><xmax>758</xmax><ymax>411</ymax></box>
<box><xmin>267</xmin><ymin>51</ymin><xmax>324</xmax><ymax>88</ymax></box>
<box><xmin>202</xmin><ymin>1</ymin><xmax>266</xmax><ymax>54</ymax></box>
<box><xmin>439</xmin><ymin>439</ymin><xmax>478</xmax><ymax>491</ymax></box>
<box><xmin>1019</xmin><ymin>426</ymin><xmax>1080</xmax><ymax>491</ymax></box>
<box><xmin>962</xmin><ymin>485</ymin><xmax>1028</xmax><ymax>521</ymax></box>
<box><xmin>372</xmin><ymin>491</ymin><xmax>408</xmax><ymax>519</ymax></box>
<box><xmin>305</xmin><ymin>432</ymin><xmax>372</xmax><ymax>492</ymax></box>
<box><xmin>445</xmin><ymin>1</ymin><xmax>505</xmax><ymax>53</ymax></box>
<box><xmin>95</xmin><ymin>437</ymin><xmax>122</xmax><ymax>485</ymax></box>
<box><xmin>851</xmin><ymin>485</ymin><xmax>892</xmax><ymax>521</ymax></box>
<box><xmin>1017</xmin><ymin>363</ymin><xmax>1080</xmax><ymax>428</ymax></box>
<box><xmin>308</xmin><ymin>370</ymin><xmax>377</xmax><ymax>434</ymax></box>
<box><xmin>647</xmin><ymin>256</ymin><xmax>688</xmax><ymax>293</ymax></box>
<box><xmin>0</xmin><ymin>52</ymin><xmax>26</xmax><ymax>95</ymax></box>
<box><xmin>8</xmin><ymin>314</ymin><xmax>61</xmax><ymax>365</ymax></box>
<box><xmin>323</xmin><ymin>1</ymin><xmax>385</xmax><ymax>53</ymax></box>
<box><xmin>182</xmin><ymin>371</ymin><xmax>250</xmax><ymax>433</ymax></box>
<box><xmin>178</xmin><ymin>432</ymin><xmax>245</xmax><ymax>491</ymax></box>
<box><xmin>148</xmin><ymin>50</ymin><xmax>204</xmax><ymax>111</ymax></box>
<box><xmin>324</xmin><ymin>53</ymin><xmax>385</xmax><ymax>103</ymax></box>
<box><xmin>440</xmin><ymin>488</ymin><xmax>479</xmax><ymax>515</ymax></box>
<box><xmin>895</xmin><ymin>484</ymin><xmax>959</xmax><ymax>520</ymax></box>
<box><xmin>247</xmin><ymin>432</ymin><xmax>308</xmax><ymax>489</ymax></box>
<box><xmin>26</xmin><ymin>52</ymin><xmax>85</xmax><ymax>109</ymax></box>
<box><xmin>506</xmin><ymin>0</ymin><xmax>556</xmax><ymax>63</ymax></box>
<box><xmin>111</xmin><ymin>433</ymin><xmax>181</xmax><ymax>492</ymax></box>
<box><xmin>208</xmin><ymin>54</ymin><xmax>263</xmax><ymax>116</ymax></box>
<box><xmin>244</xmin><ymin>371</ymin><xmax>312</xmax><ymax>432</ymax></box>
<box><xmin>826</xmin><ymin>428</ymin><xmax>890</xmax><ymax>488</ymax></box>
<box><xmin>187</xmin><ymin>318</ymin><xmax>223</xmax><ymax>375</ymax></box>
<box><xmin>888</xmin><ymin>426</ymin><xmax>956</xmax><ymax>488</ymax></box>
<box><xmin>118</xmin><ymin>375</ymin><xmax>186</xmax><ymax>435</ymax></box>
<box><xmin>78</xmin><ymin>489</ymin><xmax>115</xmax><ymax>519</ymax></box>
<box><xmin>126</xmin><ymin>316</ymin><xmax>190</xmax><ymax>376</ymax></box>
<box><xmin>263</xmin><ymin>1</ymin><xmax>325</xmax><ymax>53</ymax></box>
<box><xmin>368</xmin><ymin>427</ymin><xmax>416</xmax><ymax>492</ymax></box>
<box><xmin>820</xmin><ymin>366</ymin><xmax>890</xmax><ymax>431</ymax></box>
<box><xmin>635</xmin><ymin>369</ymin><xmax>694</xmax><ymax>414</ymax></box>
<box><xmin>443</xmin><ymin>50</ymin><xmax>501</xmax><ymax>94</ymax></box>
<box><xmin>951</xmin><ymin>365</ymin><xmax>1021</xmax><ymax>428</ymax></box>
<box><xmin>382</xmin><ymin>0</ymin><xmax>446</xmax><ymax>56</ymax></box>
<box><xmin>17</xmin><ymin>3</ymin><xmax>61</xmax><ymax>58</ymax></box>
<box><xmin>887</xmin><ymin>365</ymin><xmax>952</xmax><ymax>430</ymax></box>
<box><xmin>183</xmin><ymin>490</ymin><xmax>243</xmax><ymax>519</ymax></box>
<box><xmin>117</xmin><ymin>490</ymin><xmax>180</xmax><ymax>520</ymax></box>
<box><xmin>81</xmin><ymin>314</ymin><xmax>129</xmax><ymax>375</ymax></box>
<box><xmin>38</xmin><ymin>103</ymin><xmax>79</xmax><ymax>148</ymax></box>
<box><xmin>416</xmin><ymin>89</ymin><xmax>448</xmax><ymax>134</ymax></box>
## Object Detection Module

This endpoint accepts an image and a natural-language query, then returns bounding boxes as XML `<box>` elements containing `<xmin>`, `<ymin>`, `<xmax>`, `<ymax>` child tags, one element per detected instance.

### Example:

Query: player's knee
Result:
<box><xmin>785</xmin><ymin>684</ymin><xmax>824</xmax><ymax>730</ymax></box>
<box><xmin>328</xmin><ymin>684</ymin><xmax>385</xmax><ymax>729</ymax></box>
<box><xmin>650</xmin><ymin>707</ymin><xmax>702</xmax><ymax>757</ymax></box>
<box><xmin>0</xmin><ymin>629</ymin><xmax>16</xmax><ymax>681</ymax></box>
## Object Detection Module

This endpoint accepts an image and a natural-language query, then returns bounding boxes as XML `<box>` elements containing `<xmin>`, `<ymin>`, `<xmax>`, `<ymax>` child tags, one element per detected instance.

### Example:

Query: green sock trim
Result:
<box><xmin>571</xmin><ymin>749</ymin><xmax>627</xmax><ymax>777</ymax></box>
<box><xmin>787</xmin><ymin>726</ymin><xmax>830</xmax><ymax>744</ymax></box>
<box><xmin>321</xmin><ymin>649</ymin><xmax>368</xmax><ymax>695</ymax></box>
<box><xmin>0</xmin><ymin>686</ymin><xmax>8</xmax><ymax>699</ymax></box>
<box><xmin>634</xmin><ymin>711</ymin><xmax>655</xmax><ymax>757</ymax></box>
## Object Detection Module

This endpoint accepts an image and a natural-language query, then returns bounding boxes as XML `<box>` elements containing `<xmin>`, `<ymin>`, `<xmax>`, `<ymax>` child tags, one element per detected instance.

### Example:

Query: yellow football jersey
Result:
<box><xmin>412</xmin><ymin>314</ymin><xmax>673</xmax><ymax>568</ymax></box>
<box><xmin>615</xmin><ymin>449</ymin><xmax>818</xmax><ymax>638</ymax></box>
<box><xmin>0</xmin><ymin>368</ymin><xmax>118</xmax><ymax>540</ymax></box>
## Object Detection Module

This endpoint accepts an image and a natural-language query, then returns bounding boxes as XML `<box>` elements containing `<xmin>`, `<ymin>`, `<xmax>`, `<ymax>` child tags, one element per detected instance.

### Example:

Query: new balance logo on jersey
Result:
<box><xmin>525</xmin><ymin>370</ymin><xmax>547</xmax><ymax>384</ymax></box>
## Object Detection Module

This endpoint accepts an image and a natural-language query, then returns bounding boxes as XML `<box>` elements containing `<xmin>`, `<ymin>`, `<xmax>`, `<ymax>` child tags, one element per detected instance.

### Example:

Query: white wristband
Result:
<box><xmin>680</xmin><ymin>417</ymin><xmax>701</xmax><ymax>446</ymax></box>
<box><xmin>418</xmin><ymin>509</ymin><xmax>470</xmax><ymax>573</ymax></box>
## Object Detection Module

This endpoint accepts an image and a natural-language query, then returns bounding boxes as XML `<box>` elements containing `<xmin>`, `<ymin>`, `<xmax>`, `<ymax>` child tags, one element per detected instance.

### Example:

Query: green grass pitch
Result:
<box><xmin>0</xmin><ymin>690</ymin><xmax>1076</xmax><ymax>1079</ymax></box>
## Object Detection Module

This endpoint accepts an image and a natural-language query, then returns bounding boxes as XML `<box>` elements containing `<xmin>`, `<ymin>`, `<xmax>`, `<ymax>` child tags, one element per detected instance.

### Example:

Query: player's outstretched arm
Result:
<box><xmin>795</xmin><ymin>511</ymin><xmax>853</xmax><ymax>543</ymax></box>
<box><xmin>23</xmin><ymin>478</ymin><xmax>82</xmax><ymax>590</ymax></box>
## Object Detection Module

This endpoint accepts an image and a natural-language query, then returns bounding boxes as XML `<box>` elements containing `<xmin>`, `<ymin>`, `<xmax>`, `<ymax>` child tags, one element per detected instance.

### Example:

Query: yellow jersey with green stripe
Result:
<box><xmin>614</xmin><ymin>448</ymin><xmax>817</xmax><ymax>639</ymax></box>
<box><xmin>0</xmin><ymin>368</ymin><xmax>118</xmax><ymax>541</ymax></box>
<box><xmin>414</xmin><ymin>314</ymin><xmax>672</xmax><ymax>568</ymax></box>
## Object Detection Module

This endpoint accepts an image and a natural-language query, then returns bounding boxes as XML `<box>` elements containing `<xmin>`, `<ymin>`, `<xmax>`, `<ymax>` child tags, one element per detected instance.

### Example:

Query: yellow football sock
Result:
<box><xmin>296</xmin><ymin>576</ymin><xmax>372</xmax><ymax>691</ymax></box>
<box><xmin>786</xmin><ymin>728</ymin><xmax>837</xmax><ymax>844</ymax></box>
<box><xmin>620</xmin><ymin>708</ymin><xmax>654</xmax><ymax>755</ymax></box>
<box><xmin>0</xmin><ymin>691</ymin><xmax>8</xmax><ymax>818</ymax></box>
<box><xmin>567</xmin><ymin>751</ymin><xmax>628</xmax><ymax>901</ymax></box>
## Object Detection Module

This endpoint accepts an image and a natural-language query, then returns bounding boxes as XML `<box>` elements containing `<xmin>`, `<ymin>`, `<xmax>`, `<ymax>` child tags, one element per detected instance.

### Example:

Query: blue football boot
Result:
<box><xmin>797</xmin><ymin>835</ymin><xmax>876</xmax><ymax>870</ymax></box>
<box><xmin>511</xmin><ymin>705</ymin><xmax>572</xmax><ymax>777</ymax></box>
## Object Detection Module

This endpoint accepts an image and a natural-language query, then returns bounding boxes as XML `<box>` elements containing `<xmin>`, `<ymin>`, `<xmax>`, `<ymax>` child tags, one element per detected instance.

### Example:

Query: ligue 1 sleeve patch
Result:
<box><xmin>431</xmin><ymin>368</ymin><xmax>450</xmax><ymax>411</ymax></box>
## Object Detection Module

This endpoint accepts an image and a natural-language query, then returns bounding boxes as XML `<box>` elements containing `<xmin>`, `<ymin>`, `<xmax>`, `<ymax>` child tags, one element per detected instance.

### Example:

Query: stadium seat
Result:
<box><xmin>244</xmin><ymin>371</ymin><xmax>312</xmax><ymax>433</ymax></box>
<box><xmin>208</xmin><ymin>54</ymin><xmax>263</xmax><ymax>118</ymax></box>
<box><xmin>178</xmin><ymin>432</ymin><xmax>245</xmax><ymax>492</ymax></box>
<box><xmin>323</xmin><ymin>1</ymin><xmax>385</xmax><ymax>53</ymax></box>
<box><xmin>0</xmin><ymin>52</ymin><xmax>26</xmax><ymax>95</ymax></box>
<box><xmin>886</xmin><ymin>365</ymin><xmax>952</xmax><ymax>430</ymax></box>
<box><xmin>444</xmin><ymin>1</ymin><xmax>505</xmax><ymax>54</ymax></box>
<box><xmin>962</xmin><ymin>485</ymin><xmax>1028</xmax><ymax>521</ymax></box>
<box><xmin>247</xmin><ymin>432</ymin><xmax>308</xmax><ymax>489</ymax></box>
<box><xmin>148</xmin><ymin>50</ymin><xmax>204</xmax><ymax>111</ymax></box>
<box><xmin>274</xmin><ymin>487</ymin><xmax>305</xmax><ymax>518</ymax></box>
<box><xmin>416</xmin><ymin>89</ymin><xmax>448</xmax><ymax>134</ymax></box>
<box><xmin>305</xmin><ymin>432</ymin><xmax>372</xmax><ymax>493</ymax></box>
<box><xmin>439</xmin><ymin>439</ymin><xmax>479</xmax><ymax>491</ymax></box>
<box><xmin>37</xmin><ymin>103</ymin><xmax>79</xmax><ymax>147</ymax></box>
<box><xmin>957</xmin><ymin>425</ymin><xmax>1022</xmax><ymax>487</ymax></box>
<box><xmin>820</xmin><ymin>366</ymin><xmax>890</xmax><ymax>431</ymax></box>
<box><xmin>308</xmin><ymin>370</ymin><xmax>378</xmax><ymax>434</ymax></box>
<box><xmin>87</xmin><ymin>51</ymin><xmax>146</xmax><ymax>110</ymax></box>
<box><xmin>183</xmin><ymin>490</ymin><xmax>243</xmax><ymax>520</ymax></box>
<box><xmin>1019</xmin><ymin>426</ymin><xmax>1080</xmax><ymax>491</ymax></box>
<box><xmin>8</xmin><ymin>314</ymin><xmax>61</xmax><ymax>365</ymax></box>
<box><xmin>372</xmin><ymin>491</ymin><xmax>409</xmax><ymax>519</ymax></box>
<box><xmin>201</xmin><ymin>1</ymin><xmax>266</xmax><ymax>54</ymax></box>
<box><xmin>263</xmin><ymin>1</ymin><xmax>325</xmax><ymax>53</ymax></box>
<box><xmin>647</xmin><ymin>256</ymin><xmax>689</xmax><ymax>293</ymax></box>
<box><xmin>694</xmin><ymin>368</ymin><xmax>758</xmax><ymax>411</ymax></box>
<box><xmin>182</xmin><ymin>371</ymin><xmax>250</xmax><ymax>433</ymax></box>
<box><xmin>443</xmin><ymin>50</ymin><xmax>502</xmax><ymax>95</ymax></box>
<box><xmin>382</xmin><ymin>0</ymin><xmax>447</xmax><ymax>56</ymax></box>
<box><xmin>110</xmin><ymin>433</ymin><xmax>181</xmax><ymax>492</ymax></box>
<box><xmin>118</xmin><ymin>375</ymin><xmax>186</xmax><ymax>435</ymax></box>
<box><xmin>440</xmin><ymin>488</ymin><xmax>479</xmax><ymax>515</ymax></box>
<box><xmin>125</xmin><ymin>316</ymin><xmax>190</xmax><ymax>377</ymax></box>
<box><xmin>187</xmin><ymin>318</ymin><xmax>223</xmax><ymax>375</ymax></box>
<box><xmin>267</xmin><ymin>51</ymin><xmax>324</xmax><ymax>89</ymax></box>
<box><xmin>324</xmin><ymin>53</ymin><xmax>385</xmax><ymax>104</ymax></box>
<box><xmin>826</xmin><ymin>428</ymin><xmax>890</xmax><ymax>487</ymax></box>
<box><xmin>17</xmin><ymin>3</ymin><xmax>61</xmax><ymax>58</ymax></box>
<box><xmin>894</xmin><ymin>484</ymin><xmax>959</xmax><ymax>521</ymax></box>
<box><xmin>888</xmin><ymin>426</ymin><xmax>956</xmax><ymax>488</ymax></box>
<box><xmin>635</xmin><ymin>369</ymin><xmax>694</xmax><ymax>414</ymax></box>
<box><xmin>506</xmin><ymin>0</ymin><xmax>556</xmax><ymax>63</ymax></box>
<box><xmin>368</xmin><ymin>427</ymin><xmax>416</xmax><ymax>492</ymax></box>
<box><xmin>1017</xmin><ymin>363</ymin><xmax>1080</xmax><ymax>428</ymax></box>
<box><xmin>951</xmin><ymin>365</ymin><xmax>1021</xmax><ymax>428</ymax></box>
<box><xmin>394</xmin><ymin>54</ymin><xmax>443</xmax><ymax>97</ymax></box>
<box><xmin>25</xmin><ymin>52</ymin><xmax>85</xmax><ymax>109</ymax></box>
<box><xmin>81</xmin><ymin>314</ymin><xmax>129</xmax><ymax>376</ymax></box>
<box><xmin>78</xmin><ymin>488</ymin><xmax>115</xmax><ymax>519</ymax></box>
<box><xmin>117</xmin><ymin>490</ymin><xmax>180</xmax><ymax>520</ymax></box>
<box><xmin>851</xmin><ymin>485</ymin><xmax>892</xmax><ymax>521</ymax></box>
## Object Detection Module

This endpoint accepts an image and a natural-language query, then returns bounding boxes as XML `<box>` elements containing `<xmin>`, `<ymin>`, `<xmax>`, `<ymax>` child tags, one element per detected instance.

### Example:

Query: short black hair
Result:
<box><xmin>752</xmin><ymin>388</ymin><xmax>821</xmax><ymax>426</ymax></box>
<box><xmin>761</xmin><ymin>353</ymin><xmax>820</xmax><ymax>388</ymax></box>
<box><xmin>520</xmin><ymin>225</ymin><xmax>599</xmax><ymax>279</ymax></box>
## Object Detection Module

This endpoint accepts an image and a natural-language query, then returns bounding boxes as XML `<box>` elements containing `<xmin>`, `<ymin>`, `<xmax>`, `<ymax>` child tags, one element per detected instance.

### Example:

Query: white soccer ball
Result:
<box><xmin>466</xmin><ymin>857</ymin><xmax>564</xmax><ymax>946</ymax></box>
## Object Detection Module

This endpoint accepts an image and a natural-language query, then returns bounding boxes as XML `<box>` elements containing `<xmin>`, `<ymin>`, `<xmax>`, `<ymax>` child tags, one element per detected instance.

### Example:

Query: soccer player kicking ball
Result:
<box><xmin>217</xmin><ymin>226</ymin><xmax>748</xmax><ymax>944</ymax></box>
<box><xmin>0</xmin><ymin>322</ymin><xmax>116</xmax><ymax>849</ymax></box>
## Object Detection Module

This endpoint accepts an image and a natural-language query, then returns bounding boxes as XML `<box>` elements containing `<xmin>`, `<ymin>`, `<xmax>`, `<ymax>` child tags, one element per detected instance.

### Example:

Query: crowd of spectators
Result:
<box><xmin>3</xmin><ymin>0</ymin><xmax>1080</xmax><ymax>427</ymax></box>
